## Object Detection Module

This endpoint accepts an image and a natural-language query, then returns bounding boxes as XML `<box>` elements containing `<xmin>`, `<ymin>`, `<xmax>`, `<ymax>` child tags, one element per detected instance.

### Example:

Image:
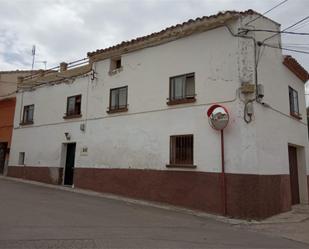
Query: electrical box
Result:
<box><xmin>240</xmin><ymin>83</ymin><xmax>255</xmax><ymax>94</ymax></box>
<box><xmin>246</xmin><ymin>102</ymin><xmax>254</xmax><ymax>116</ymax></box>
<box><xmin>80</xmin><ymin>123</ymin><xmax>86</xmax><ymax>132</ymax></box>
<box><xmin>80</xmin><ymin>146</ymin><xmax>88</xmax><ymax>156</ymax></box>
<box><xmin>257</xmin><ymin>84</ymin><xmax>264</xmax><ymax>98</ymax></box>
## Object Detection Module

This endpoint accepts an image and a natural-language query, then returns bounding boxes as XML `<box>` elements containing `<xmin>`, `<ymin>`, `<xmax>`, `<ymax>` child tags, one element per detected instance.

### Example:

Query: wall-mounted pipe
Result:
<box><xmin>221</xmin><ymin>129</ymin><xmax>227</xmax><ymax>216</ymax></box>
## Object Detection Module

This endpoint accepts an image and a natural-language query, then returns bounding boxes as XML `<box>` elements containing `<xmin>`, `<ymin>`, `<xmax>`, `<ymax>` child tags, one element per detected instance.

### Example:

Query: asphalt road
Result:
<box><xmin>0</xmin><ymin>178</ymin><xmax>308</xmax><ymax>249</ymax></box>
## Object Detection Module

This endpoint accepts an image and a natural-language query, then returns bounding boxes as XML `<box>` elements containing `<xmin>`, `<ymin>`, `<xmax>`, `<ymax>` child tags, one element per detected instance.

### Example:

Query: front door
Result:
<box><xmin>64</xmin><ymin>143</ymin><xmax>76</xmax><ymax>186</ymax></box>
<box><xmin>288</xmin><ymin>146</ymin><xmax>300</xmax><ymax>205</ymax></box>
<box><xmin>0</xmin><ymin>143</ymin><xmax>8</xmax><ymax>175</ymax></box>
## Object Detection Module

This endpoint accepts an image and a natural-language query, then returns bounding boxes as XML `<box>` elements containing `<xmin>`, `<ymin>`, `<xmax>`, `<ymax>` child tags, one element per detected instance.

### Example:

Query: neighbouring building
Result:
<box><xmin>7</xmin><ymin>10</ymin><xmax>309</xmax><ymax>219</ymax></box>
<box><xmin>0</xmin><ymin>70</ymin><xmax>35</xmax><ymax>175</ymax></box>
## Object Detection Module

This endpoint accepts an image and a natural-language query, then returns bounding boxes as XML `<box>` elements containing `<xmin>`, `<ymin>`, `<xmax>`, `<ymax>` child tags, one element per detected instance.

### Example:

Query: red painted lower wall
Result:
<box><xmin>7</xmin><ymin>166</ymin><xmax>292</xmax><ymax>219</ymax></box>
<box><xmin>7</xmin><ymin>166</ymin><xmax>63</xmax><ymax>185</ymax></box>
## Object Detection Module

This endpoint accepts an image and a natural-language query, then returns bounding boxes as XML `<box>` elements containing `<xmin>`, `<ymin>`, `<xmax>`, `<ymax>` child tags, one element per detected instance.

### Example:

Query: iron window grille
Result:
<box><xmin>170</xmin><ymin>135</ymin><xmax>194</xmax><ymax>166</ymax></box>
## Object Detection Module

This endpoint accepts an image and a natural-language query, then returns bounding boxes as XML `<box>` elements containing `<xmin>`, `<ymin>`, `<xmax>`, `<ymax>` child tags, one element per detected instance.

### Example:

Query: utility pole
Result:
<box><xmin>31</xmin><ymin>45</ymin><xmax>36</xmax><ymax>71</ymax></box>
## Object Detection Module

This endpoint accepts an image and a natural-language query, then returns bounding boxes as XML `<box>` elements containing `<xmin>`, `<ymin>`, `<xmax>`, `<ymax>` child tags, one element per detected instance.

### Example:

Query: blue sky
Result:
<box><xmin>0</xmin><ymin>0</ymin><xmax>308</xmax><ymax>72</ymax></box>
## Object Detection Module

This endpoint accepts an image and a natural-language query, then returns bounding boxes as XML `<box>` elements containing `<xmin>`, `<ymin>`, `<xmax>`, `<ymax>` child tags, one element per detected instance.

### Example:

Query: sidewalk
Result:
<box><xmin>236</xmin><ymin>205</ymin><xmax>309</xmax><ymax>244</ymax></box>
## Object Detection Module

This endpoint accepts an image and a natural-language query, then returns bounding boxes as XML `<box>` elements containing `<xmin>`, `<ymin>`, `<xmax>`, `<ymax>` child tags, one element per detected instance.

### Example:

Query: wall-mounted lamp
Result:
<box><xmin>64</xmin><ymin>132</ymin><xmax>71</xmax><ymax>141</ymax></box>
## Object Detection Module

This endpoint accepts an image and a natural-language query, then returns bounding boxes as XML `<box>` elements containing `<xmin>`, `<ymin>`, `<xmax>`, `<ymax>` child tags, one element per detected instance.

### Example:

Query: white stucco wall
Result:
<box><xmin>8</xmin><ymin>16</ymin><xmax>309</xmax><ymax>187</ymax></box>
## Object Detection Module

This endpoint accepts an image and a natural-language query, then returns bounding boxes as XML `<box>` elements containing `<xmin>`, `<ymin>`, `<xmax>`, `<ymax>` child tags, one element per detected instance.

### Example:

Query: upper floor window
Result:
<box><xmin>109</xmin><ymin>57</ymin><xmax>122</xmax><ymax>75</ymax></box>
<box><xmin>21</xmin><ymin>104</ymin><xmax>34</xmax><ymax>125</ymax></box>
<box><xmin>167</xmin><ymin>134</ymin><xmax>195</xmax><ymax>168</ymax></box>
<box><xmin>289</xmin><ymin>86</ymin><xmax>301</xmax><ymax>119</ymax></box>
<box><xmin>64</xmin><ymin>95</ymin><xmax>82</xmax><ymax>119</ymax></box>
<box><xmin>168</xmin><ymin>73</ymin><xmax>196</xmax><ymax>105</ymax></box>
<box><xmin>107</xmin><ymin>86</ymin><xmax>128</xmax><ymax>114</ymax></box>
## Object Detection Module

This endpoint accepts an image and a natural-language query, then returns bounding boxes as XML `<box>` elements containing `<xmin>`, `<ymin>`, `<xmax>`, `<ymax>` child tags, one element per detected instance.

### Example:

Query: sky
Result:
<box><xmin>0</xmin><ymin>0</ymin><xmax>308</xmax><ymax>73</ymax></box>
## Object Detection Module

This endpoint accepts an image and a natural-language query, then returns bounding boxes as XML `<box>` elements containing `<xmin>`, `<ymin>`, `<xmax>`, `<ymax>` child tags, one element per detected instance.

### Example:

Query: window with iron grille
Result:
<box><xmin>289</xmin><ymin>86</ymin><xmax>300</xmax><ymax>117</ymax></box>
<box><xmin>66</xmin><ymin>95</ymin><xmax>82</xmax><ymax>117</ymax></box>
<box><xmin>170</xmin><ymin>135</ymin><xmax>194</xmax><ymax>166</ymax></box>
<box><xmin>22</xmin><ymin>105</ymin><xmax>34</xmax><ymax>124</ymax></box>
<box><xmin>108</xmin><ymin>86</ymin><xmax>128</xmax><ymax>113</ymax></box>
<box><xmin>169</xmin><ymin>73</ymin><xmax>195</xmax><ymax>102</ymax></box>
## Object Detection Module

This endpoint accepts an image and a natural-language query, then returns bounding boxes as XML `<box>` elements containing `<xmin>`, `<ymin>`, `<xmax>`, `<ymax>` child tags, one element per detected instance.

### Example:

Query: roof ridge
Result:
<box><xmin>87</xmin><ymin>9</ymin><xmax>258</xmax><ymax>57</ymax></box>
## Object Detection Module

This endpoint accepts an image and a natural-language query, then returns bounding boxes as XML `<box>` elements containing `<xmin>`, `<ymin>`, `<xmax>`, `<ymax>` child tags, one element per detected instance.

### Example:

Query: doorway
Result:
<box><xmin>288</xmin><ymin>146</ymin><xmax>300</xmax><ymax>205</ymax></box>
<box><xmin>64</xmin><ymin>143</ymin><xmax>76</xmax><ymax>186</ymax></box>
<box><xmin>0</xmin><ymin>142</ymin><xmax>8</xmax><ymax>175</ymax></box>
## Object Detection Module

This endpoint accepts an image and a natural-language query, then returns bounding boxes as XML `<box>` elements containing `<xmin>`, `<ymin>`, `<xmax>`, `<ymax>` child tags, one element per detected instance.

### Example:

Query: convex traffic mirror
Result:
<box><xmin>207</xmin><ymin>104</ymin><xmax>229</xmax><ymax>130</ymax></box>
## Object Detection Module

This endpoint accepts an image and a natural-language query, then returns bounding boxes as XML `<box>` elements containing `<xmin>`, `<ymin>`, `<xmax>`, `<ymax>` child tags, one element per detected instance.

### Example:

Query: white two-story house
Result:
<box><xmin>8</xmin><ymin>10</ymin><xmax>309</xmax><ymax>219</ymax></box>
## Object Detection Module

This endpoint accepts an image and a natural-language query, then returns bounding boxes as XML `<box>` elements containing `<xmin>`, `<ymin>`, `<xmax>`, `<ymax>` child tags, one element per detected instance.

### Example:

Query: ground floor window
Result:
<box><xmin>168</xmin><ymin>134</ymin><xmax>194</xmax><ymax>167</ymax></box>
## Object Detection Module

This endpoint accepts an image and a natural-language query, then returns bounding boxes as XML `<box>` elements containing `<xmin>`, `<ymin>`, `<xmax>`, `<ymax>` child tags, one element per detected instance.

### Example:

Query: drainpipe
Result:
<box><xmin>221</xmin><ymin>130</ymin><xmax>227</xmax><ymax>216</ymax></box>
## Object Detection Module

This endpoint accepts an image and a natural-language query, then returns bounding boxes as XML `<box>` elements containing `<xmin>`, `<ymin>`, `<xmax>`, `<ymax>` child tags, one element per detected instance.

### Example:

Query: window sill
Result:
<box><xmin>63</xmin><ymin>114</ymin><xmax>82</xmax><ymax>119</ymax></box>
<box><xmin>290</xmin><ymin>112</ymin><xmax>302</xmax><ymax>120</ymax></box>
<box><xmin>109</xmin><ymin>67</ymin><xmax>123</xmax><ymax>76</ymax></box>
<box><xmin>107</xmin><ymin>107</ymin><xmax>128</xmax><ymax>114</ymax></box>
<box><xmin>19</xmin><ymin>121</ymin><xmax>34</xmax><ymax>126</ymax></box>
<box><xmin>166</xmin><ymin>164</ymin><xmax>196</xmax><ymax>169</ymax></box>
<box><xmin>167</xmin><ymin>97</ymin><xmax>196</xmax><ymax>106</ymax></box>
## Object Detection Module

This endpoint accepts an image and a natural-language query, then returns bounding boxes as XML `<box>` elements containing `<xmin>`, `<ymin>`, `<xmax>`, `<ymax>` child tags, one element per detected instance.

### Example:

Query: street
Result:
<box><xmin>0</xmin><ymin>178</ymin><xmax>308</xmax><ymax>249</ymax></box>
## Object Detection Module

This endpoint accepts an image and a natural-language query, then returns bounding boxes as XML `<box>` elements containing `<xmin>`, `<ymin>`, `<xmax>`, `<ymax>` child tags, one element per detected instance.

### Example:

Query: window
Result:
<box><xmin>168</xmin><ymin>73</ymin><xmax>196</xmax><ymax>105</ymax></box>
<box><xmin>289</xmin><ymin>87</ymin><xmax>301</xmax><ymax>119</ymax></box>
<box><xmin>64</xmin><ymin>95</ymin><xmax>82</xmax><ymax>118</ymax></box>
<box><xmin>167</xmin><ymin>135</ymin><xmax>195</xmax><ymax>168</ymax></box>
<box><xmin>107</xmin><ymin>86</ymin><xmax>128</xmax><ymax>113</ymax></box>
<box><xmin>21</xmin><ymin>105</ymin><xmax>34</xmax><ymax>124</ymax></box>
<box><xmin>115</xmin><ymin>59</ymin><xmax>121</xmax><ymax>69</ymax></box>
<box><xmin>109</xmin><ymin>57</ymin><xmax>122</xmax><ymax>75</ymax></box>
<box><xmin>18</xmin><ymin>152</ymin><xmax>25</xmax><ymax>165</ymax></box>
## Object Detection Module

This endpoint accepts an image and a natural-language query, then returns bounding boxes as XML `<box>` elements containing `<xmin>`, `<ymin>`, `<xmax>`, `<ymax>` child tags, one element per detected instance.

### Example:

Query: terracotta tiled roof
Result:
<box><xmin>0</xmin><ymin>70</ymin><xmax>39</xmax><ymax>74</ymax></box>
<box><xmin>87</xmin><ymin>9</ymin><xmax>261</xmax><ymax>58</ymax></box>
<box><xmin>283</xmin><ymin>55</ymin><xmax>309</xmax><ymax>83</ymax></box>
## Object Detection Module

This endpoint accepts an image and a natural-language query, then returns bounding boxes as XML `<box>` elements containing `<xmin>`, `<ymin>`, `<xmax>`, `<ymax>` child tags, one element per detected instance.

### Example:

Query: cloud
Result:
<box><xmin>0</xmin><ymin>0</ymin><xmax>308</xmax><ymax>73</ymax></box>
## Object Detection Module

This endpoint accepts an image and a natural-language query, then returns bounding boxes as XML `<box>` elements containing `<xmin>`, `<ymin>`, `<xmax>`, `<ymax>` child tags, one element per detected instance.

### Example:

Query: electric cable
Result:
<box><xmin>244</xmin><ymin>0</ymin><xmax>288</xmax><ymax>26</ymax></box>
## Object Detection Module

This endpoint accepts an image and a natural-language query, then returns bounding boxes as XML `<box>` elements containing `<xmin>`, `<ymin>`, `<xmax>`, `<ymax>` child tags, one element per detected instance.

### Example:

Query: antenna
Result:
<box><xmin>31</xmin><ymin>45</ymin><xmax>36</xmax><ymax>71</ymax></box>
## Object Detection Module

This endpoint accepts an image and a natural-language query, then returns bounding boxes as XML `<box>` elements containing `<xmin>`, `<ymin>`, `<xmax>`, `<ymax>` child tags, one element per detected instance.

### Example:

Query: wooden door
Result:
<box><xmin>288</xmin><ymin>146</ymin><xmax>300</xmax><ymax>205</ymax></box>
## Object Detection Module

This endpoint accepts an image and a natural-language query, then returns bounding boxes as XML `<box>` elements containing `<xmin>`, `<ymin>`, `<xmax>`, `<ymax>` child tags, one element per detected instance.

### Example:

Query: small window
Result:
<box><xmin>110</xmin><ymin>57</ymin><xmax>122</xmax><ymax>73</ymax></box>
<box><xmin>115</xmin><ymin>59</ymin><xmax>121</xmax><ymax>69</ymax></box>
<box><xmin>65</xmin><ymin>95</ymin><xmax>82</xmax><ymax>118</ymax></box>
<box><xmin>107</xmin><ymin>86</ymin><xmax>128</xmax><ymax>113</ymax></box>
<box><xmin>289</xmin><ymin>86</ymin><xmax>301</xmax><ymax>119</ymax></box>
<box><xmin>18</xmin><ymin>152</ymin><xmax>25</xmax><ymax>165</ymax></box>
<box><xmin>168</xmin><ymin>135</ymin><xmax>194</xmax><ymax>167</ymax></box>
<box><xmin>21</xmin><ymin>105</ymin><xmax>34</xmax><ymax>124</ymax></box>
<box><xmin>168</xmin><ymin>73</ymin><xmax>196</xmax><ymax>105</ymax></box>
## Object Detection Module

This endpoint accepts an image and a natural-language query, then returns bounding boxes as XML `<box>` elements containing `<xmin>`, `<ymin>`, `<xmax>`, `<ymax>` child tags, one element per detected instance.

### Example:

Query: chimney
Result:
<box><xmin>60</xmin><ymin>62</ymin><xmax>68</xmax><ymax>72</ymax></box>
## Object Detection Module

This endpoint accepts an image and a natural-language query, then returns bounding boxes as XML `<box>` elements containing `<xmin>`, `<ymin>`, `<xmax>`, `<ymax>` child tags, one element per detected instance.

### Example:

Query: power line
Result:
<box><xmin>260</xmin><ymin>43</ymin><xmax>309</xmax><ymax>54</ymax></box>
<box><xmin>239</xmin><ymin>28</ymin><xmax>309</xmax><ymax>35</ymax></box>
<box><xmin>289</xmin><ymin>20</ymin><xmax>309</xmax><ymax>31</ymax></box>
<box><xmin>244</xmin><ymin>0</ymin><xmax>288</xmax><ymax>26</ymax></box>
<box><xmin>262</xmin><ymin>15</ymin><xmax>309</xmax><ymax>43</ymax></box>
